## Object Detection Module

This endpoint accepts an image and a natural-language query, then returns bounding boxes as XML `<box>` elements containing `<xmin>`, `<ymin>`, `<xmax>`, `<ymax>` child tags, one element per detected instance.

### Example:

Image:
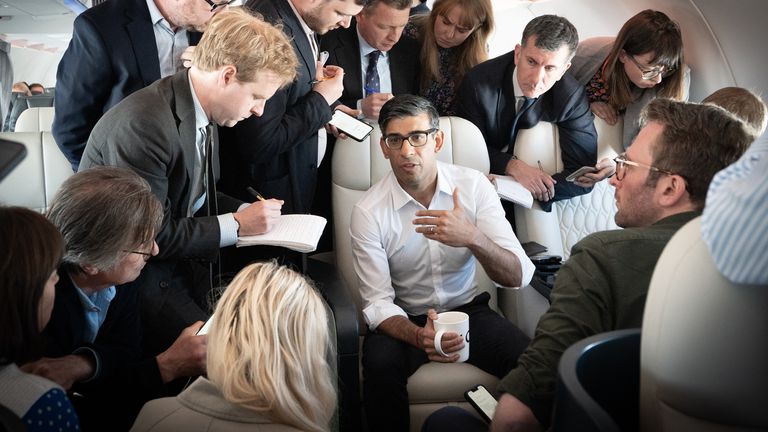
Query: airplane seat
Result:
<box><xmin>513</xmin><ymin>117</ymin><xmax>622</xmax><ymax>260</ymax></box>
<box><xmin>13</xmin><ymin>107</ymin><xmax>55</xmax><ymax>132</ymax></box>
<box><xmin>0</xmin><ymin>131</ymin><xmax>73</xmax><ymax>212</ymax></box>
<box><xmin>640</xmin><ymin>217</ymin><xmax>768</xmax><ymax>432</ymax></box>
<box><xmin>503</xmin><ymin>117</ymin><xmax>623</xmax><ymax>337</ymax></box>
<box><xmin>551</xmin><ymin>328</ymin><xmax>641</xmax><ymax>432</ymax></box>
<box><xmin>332</xmin><ymin>116</ymin><xmax>508</xmax><ymax>432</ymax></box>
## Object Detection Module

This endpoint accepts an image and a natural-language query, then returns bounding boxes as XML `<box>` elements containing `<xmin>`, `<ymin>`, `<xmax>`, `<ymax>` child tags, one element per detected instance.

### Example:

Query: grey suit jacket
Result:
<box><xmin>80</xmin><ymin>70</ymin><xmax>242</xmax><ymax>354</ymax></box>
<box><xmin>320</xmin><ymin>19</ymin><xmax>420</xmax><ymax>109</ymax></box>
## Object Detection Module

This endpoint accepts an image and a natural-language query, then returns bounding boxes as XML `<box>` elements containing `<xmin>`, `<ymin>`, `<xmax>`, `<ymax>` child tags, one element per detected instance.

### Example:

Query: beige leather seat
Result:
<box><xmin>13</xmin><ymin>107</ymin><xmax>55</xmax><ymax>132</ymax></box>
<box><xmin>0</xmin><ymin>131</ymin><xmax>73</xmax><ymax>211</ymax></box>
<box><xmin>502</xmin><ymin>118</ymin><xmax>624</xmax><ymax>337</ymax></box>
<box><xmin>332</xmin><ymin>116</ymin><xmax>514</xmax><ymax>431</ymax></box>
<box><xmin>640</xmin><ymin>217</ymin><xmax>768</xmax><ymax>432</ymax></box>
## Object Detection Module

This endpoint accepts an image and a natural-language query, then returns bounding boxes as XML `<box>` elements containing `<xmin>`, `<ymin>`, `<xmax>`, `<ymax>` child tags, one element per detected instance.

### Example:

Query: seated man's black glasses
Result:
<box><xmin>383</xmin><ymin>128</ymin><xmax>438</xmax><ymax>149</ymax></box>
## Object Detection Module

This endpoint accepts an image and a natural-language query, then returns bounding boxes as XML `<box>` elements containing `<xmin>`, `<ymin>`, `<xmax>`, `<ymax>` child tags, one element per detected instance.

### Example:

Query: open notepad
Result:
<box><xmin>492</xmin><ymin>175</ymin><xmax>534</xmax><ymax>208</ymax></box>
<box><xmin>237</xmin><ymin>214</ymin><xmax>327</xmax><ymax>253</ymax></box>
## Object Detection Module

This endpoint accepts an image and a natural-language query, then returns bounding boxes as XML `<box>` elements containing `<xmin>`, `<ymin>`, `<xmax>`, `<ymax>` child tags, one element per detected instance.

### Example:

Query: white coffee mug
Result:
<box><xmin>433</xmin><ymin>311</ymin><xmax>470</xmax><ymax>363</ymax></box>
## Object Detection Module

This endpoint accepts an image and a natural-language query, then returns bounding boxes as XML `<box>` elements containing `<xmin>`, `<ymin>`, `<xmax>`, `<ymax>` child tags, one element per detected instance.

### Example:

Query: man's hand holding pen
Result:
<box><xmin>313</xmin><ymin>62</ymin><xmax>345</xmax><ymax>105</ymax></box>
<box><xmin>233</xmin><ymin>188</ymin><xmax>283</xmax><ymax>236</ymax></box>
<box><xmin>505</xmin><ymin>157</ymin><xmax>556</xmax><ymax>202</ymax></box>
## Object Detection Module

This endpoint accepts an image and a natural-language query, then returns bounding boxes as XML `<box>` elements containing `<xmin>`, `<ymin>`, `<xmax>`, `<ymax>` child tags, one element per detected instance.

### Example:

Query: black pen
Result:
<box><xmin>246</xmin><ymin>186</ymin><xmax>266</xmax><ymax>202</ymax></box>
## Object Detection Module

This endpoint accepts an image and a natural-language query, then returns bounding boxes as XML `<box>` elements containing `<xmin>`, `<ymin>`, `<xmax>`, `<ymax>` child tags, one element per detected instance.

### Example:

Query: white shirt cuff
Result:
<box><xmin>217</xmin><ymin>213</ymin><xmax>239</xmax><ymax>247</ymax></box>
<box><xmin>363</xmin><ymin>301</ymin><xmax>408</xmax><ymax>331</ymax></box>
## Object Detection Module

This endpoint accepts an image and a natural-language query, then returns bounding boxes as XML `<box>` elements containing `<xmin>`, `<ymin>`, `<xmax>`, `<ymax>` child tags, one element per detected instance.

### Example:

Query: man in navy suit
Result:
<box><xmin>52</xmin><ymin>0</ymin><xmax>222</xmax><ymax>170</ymax></box>
<box><xmin>321</xmin><ymin>0</ymin><xmax>419</xmax><ymax>120</ymax></box>
<box><xmin>454</xmin><ymin>15</ymin><xmax>597</xmax><ymax>212</ymax></box>
<box><xmin>218</xmin><ymin>0</ymin><xmax>364</xmax><ymax>214</ymax></box>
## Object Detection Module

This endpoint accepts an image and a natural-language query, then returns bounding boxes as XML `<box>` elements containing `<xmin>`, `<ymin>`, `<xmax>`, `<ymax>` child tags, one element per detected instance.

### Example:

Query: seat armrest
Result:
<box><xmin>306</xmin><ymin>258</ymin><xmax>362</xmax><ymax>432</ymax></box>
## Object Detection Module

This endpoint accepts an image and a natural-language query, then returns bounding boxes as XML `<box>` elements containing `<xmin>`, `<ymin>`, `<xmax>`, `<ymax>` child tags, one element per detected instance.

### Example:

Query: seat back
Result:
<box><xmin>0</xmin><ymin>132</ymin><xmax>73</xmax><ymax>212</ymax></box>
<box><xmin>640</xmin><ymin>217</ymin><xmax>768</xmax><ymax>432</ymax></box>
<box><xmin>332</xmin><ymin>116</ymin><xmax>494</xmax><ymax>326</ymax></box>
<box><xmin>552</xmin><ymin>328</ymin><xmax>641</xmax><ymax>432</ymax></box>
<box><xmin>14</xmin><ymin>107</ymin><xmax>55</xmax><ymax>132</ymax></box>
<box><xmin>513</xmin><ymin>117</ymin><xmax>622</xmax><ymax>259</ymax></box>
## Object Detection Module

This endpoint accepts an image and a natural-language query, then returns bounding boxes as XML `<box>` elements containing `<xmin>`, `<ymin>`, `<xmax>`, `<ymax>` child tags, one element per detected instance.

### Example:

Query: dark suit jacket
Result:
<box><xmin>217</xmin><ymin>0</ymin><xmax>333</xmax><ymax>214</ymax></box>
<box><xmin>42</xmin><ymin>270</ymin><xmax>165</xmax><ymax>430</ymax></box>
<box><xmin>80</xmin><ymin>71</ymin><xmax>241</xmax><ymax>353</ymax></box>
<box><xmin>52</xmin><ymin>0</ymin><xmax>200</xmax><ymax>170</ymax></box>
<box><xmin>320</xmin><ymin>19</ymin><xmax>420</xmax><ymax>109</ymax></box>
<box><xmin>454</xmin><ymin>51</ymin><xmax>597</xmax><ymax>209</ymax></box>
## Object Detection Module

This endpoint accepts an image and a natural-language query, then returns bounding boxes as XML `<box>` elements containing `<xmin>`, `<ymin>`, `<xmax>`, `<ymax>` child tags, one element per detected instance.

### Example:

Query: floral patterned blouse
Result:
<box><xmin>403</xmin><ymin>21</ymin><xmax>460</xmax><ymax>116</ymax></box>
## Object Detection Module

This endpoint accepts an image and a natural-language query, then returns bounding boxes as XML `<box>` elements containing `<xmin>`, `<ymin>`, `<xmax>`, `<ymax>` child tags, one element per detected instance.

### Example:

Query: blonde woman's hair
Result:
<box><xmin>207</xmin><ymin>262</ymin><xmax>336</xmax><ymax>432</ymax></box>
<box><xmin>702</xmin><ymin>87</ymin><xmax>767</xmax><ymax>141</ymax></box>
<box><xmin>415</xmin><ymin>0</ymin><xmax>494</xmax><ymax>90</ymax></box>
<box><xmin>193</xmin><ymin>8</ymin><xmax>298</xmax><ymax>87</ymax></box>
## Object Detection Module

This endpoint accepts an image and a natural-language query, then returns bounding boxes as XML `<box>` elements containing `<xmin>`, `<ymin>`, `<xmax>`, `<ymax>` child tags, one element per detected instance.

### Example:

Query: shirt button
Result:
<box><xmin>159</xmin><ymin>281</ymin><xmax>169</xmax><ymax>288</ymax></box>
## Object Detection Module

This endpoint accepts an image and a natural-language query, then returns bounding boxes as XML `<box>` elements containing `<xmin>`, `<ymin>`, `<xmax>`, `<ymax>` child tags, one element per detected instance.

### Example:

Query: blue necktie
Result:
<box><xmin>364</xmin><ymin>50</ymin><xmax>382</xmax><ymax>96</ymax></box>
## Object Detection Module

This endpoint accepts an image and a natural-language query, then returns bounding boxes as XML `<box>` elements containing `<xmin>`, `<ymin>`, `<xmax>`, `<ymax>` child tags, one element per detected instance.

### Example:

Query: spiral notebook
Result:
<box><xmin>237</xmin><ymin>214</ymin><xmax>327</xmax><ymax>253</ymax></box>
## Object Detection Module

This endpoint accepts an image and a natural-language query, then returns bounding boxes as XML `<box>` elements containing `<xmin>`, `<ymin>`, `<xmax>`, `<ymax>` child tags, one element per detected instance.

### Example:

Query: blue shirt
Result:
<box><xmin>71</xmin><ymin>276</ymin><xmax>116</xmax><ymax>344</ymax></box>
<box><xmin>702</xmin><ymin>142</ymin><xmax>768</xmax><ymax>284</ymax></box>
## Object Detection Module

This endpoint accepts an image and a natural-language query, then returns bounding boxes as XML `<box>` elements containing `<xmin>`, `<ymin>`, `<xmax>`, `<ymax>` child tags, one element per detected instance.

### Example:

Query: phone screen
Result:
<box><xmin>565</xmin><ymin>166</ymin><xmax>598</xmax><ymax>182</ymax></box>
<box><xmin>465</xmin><ymin>385</ymin><xmax>498</xmax><ymax>422</ymax></box>
<box><xmin>329</xmin><ymin>110</ymin><xmax>374</xmax><ymax>142</ymax></box>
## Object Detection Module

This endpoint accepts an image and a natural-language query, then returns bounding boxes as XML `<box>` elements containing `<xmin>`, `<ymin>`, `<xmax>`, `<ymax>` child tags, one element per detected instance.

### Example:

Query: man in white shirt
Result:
<box><xmin>350</xmin><ymin>94</ymin><xmax>535</xmax><ymax>432</ymax></box>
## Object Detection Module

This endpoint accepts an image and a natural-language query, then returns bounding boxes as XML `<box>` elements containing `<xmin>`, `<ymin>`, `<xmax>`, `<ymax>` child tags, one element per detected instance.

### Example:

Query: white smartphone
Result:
<box><xmin>464</xmin><ymin>384</ymin><xmax>498</xmax><ymax>423</ymax></box>
<box><xmin>197</xmin><ymin>315</ymin><xmax>213</xmax><ymax>335</ymax></box>
<box><xmin>329</xmin><ymin>110</ymin><xmax>374</xmax><ymax>142</ymax></box>
<box><xmin>565</xmin><ymin>165</ymin><xmax>599</xmax><ymax>182</ymax></box>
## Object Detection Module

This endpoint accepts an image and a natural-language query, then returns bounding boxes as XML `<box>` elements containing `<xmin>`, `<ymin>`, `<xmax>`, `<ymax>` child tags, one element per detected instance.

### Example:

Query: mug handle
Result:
<box><xmin>434</xmin><ymin>329</ymin><xmax>448</xmax><ymax>357</ymax></box>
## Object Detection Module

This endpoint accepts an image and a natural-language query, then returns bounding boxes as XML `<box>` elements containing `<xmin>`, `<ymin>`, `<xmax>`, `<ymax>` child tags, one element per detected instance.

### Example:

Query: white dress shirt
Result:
<box><xmin>188</xmin><ymin>77</ymin><xmax>240</xmax><ymax>247</ymax></box>
<box><xmin>350</xmin><ymin>162</ymin><xmax>535</xmax><ymax>330</ymax></box>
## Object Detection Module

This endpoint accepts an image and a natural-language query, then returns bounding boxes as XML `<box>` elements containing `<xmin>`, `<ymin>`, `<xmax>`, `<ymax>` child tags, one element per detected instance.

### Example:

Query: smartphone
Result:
<box><xmin>329</xmin><ymin>110</ymin><xmax>374</xmax><ymax>142</ymax></box>
<box><xmin>0</xmin><ymin>138</ymin><xmax>27</xmax><ymax>181</ymax></box>
<box><xmin>197</xmin><ymin>315</ymin><xmax>213</xmax><ymax>335</ymax></box>
<box><xmin>530</xmin><ymin>254</ymin><xmax>562</xmax><ymax>265</ymax></box>
<box><xmin>565</xmin><ymin>165</ymin><xmax>598</xmax><ymax>182</ymax></box>
<box><xmin>464</xmin><ymin>384</ymin><xmax>498</xmax><ymax>423</ymax></box>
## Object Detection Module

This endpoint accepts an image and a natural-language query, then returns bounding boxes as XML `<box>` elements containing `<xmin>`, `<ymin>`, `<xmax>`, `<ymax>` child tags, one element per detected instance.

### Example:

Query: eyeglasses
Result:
<box><xmin>626</xmin><ymin>55</ymin><xmax>675</xmax><ymax>80</ymax></box>
<box><xmin>202</xmin><ymin>0</ymin><xmax>235</xmax><ymax>12</ymax></box>
<box><xmin>613</xmin><ymin>153</ymin><xmax>675</xmax><ymax>181</ymax></box>
<box><xmin>122</xmin><ymin>250</ymin><xmax>153</xmax><ymax>261</ymax></box>
<box><xmin>383</xmin><ymin>128</ymin><xmax>438</xmax><ymax>149</ymax></box>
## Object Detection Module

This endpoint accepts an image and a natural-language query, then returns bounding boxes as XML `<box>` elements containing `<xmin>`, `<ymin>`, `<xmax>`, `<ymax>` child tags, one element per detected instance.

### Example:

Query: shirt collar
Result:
<box><xmin>356</xmin><ymin>27</ymin><xmax>387</xmax><ymax>58</ymax></box>
<box><xmin>389</xmin><ymin>161</ymin><xmax>452</xmax><ymax>211</ymax></box>
<box><xmin>146</xmin><ymin>0</ymin><xmax>168</xmax><ymax>27</ymax></box>
<box><xmin>287</xmin><ymin>0</ymin><xmax>314</xmax><ymax>39</ymax></box>
<box><xmin>69</xmin><ymin>273</ymin><xmax>116</xmax><ymax>310</ymax></box>
<box><xmin>188</xmin><ymin>72</ymin><xmax>210</xmax><ymax>130</ymax></box>
<box><xmin>512</xmin><ymin>67</ymin><xmax>525</xmax><ymax>100</ymax></box>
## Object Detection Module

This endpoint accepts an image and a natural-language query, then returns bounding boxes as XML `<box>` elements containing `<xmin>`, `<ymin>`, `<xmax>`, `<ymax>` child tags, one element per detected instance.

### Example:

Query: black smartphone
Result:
<box><xmin>0</xmin><ymin>138</ymin><xmax>27</xmax><ymax>181</ymax></box>
<box><xmin>329</xmin><ymin>110</ymin><xmax>374</xmax><ymax>142</ymax></box>
<box><xmin>464</xmin><ymin>384</ymin><xmax>498</xmax><ymax>423</ymax></box>
<box><xmin>530</xmin><ymin>254</ymin><xmax>562</xmax><ymax>265</ymax></box>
